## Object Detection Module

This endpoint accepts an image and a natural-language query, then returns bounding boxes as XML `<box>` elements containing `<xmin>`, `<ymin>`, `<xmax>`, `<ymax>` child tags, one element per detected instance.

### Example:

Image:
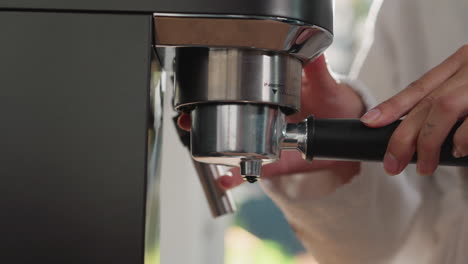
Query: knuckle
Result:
<box><xmin>388</xmin><ymin>126</ymin><xmax>417</xmax><ymax>159</ymax></box>
<box><xmin>392</xmin><ymin>129</ymin><xmax>416</xmax><ymax>147</ymax></box>
<box><xmin>417</xmin><ymin>95</ymin><xmax>437</xmax><ymax>111</ymax></box>
<box><xmin>408</xmin><ymin>79</ymin><xmax>427</xmax><ymax>95</ymax></box>
<box><xmin>417</xmin><ymin>136</ymin><xmax>438</xmax><ymax>153</ymax></box>
<box><xmin>420</xmin><ymin>95</ymin><xmax>437</xmax><ymax>106</ymax></box>
<box><xmin>380</xmin><ymin>98</ymin><xmax>405</xmax><ymax>119</ymax></box>
<box><xmin>434</xmin><ymin>96</ymin><xmax>459</xmax><ymax>113</ymax></box>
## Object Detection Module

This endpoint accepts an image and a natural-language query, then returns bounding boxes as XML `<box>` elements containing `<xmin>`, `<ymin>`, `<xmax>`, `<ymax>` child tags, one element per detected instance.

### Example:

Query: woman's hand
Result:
<box><xmin>360</xmin><ymin>45</ymin><xmax>468</xmax><ymax>176</ymax></box>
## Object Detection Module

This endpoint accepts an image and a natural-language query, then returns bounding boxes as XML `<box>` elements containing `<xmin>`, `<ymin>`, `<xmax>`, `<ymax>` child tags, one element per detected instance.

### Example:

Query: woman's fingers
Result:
<box><xmin>384</xmin><ymin>85</ymin><xmax>468</xmax><ymax>176</ymax></box>
<box><xmin>365</xmin><ymin>46</ymin><xmax>468</xmax><ymax>175</ymax></box>
<box><xmin>303</xmin><ymin>55</ymin><xmax>336</xmax><ymax>89</ymax></box>
<box><xmin>453</xmin><ymin>117</ymin><xmax>468</xmax><ymax>158</ymax></box>
<box><xmin>361</xmin><ymin>47</ymin><xmax>465</xmax><ymax>128</ymax></box>
<box><xmin>218</xmin><ymin>168</ymin><xmax>244</xmax><ymax>190</ymax></box>
<box><xmin>383</xmin><ymin>100</ymin><xmax>431</xmax><ymax>175</ymax></box>
<box><xmin>414</xmin><ymin>76</ymin><xmax>468</xmax><ymax>175</ymax></box>
<box><xmin>177</xmin><ymin>113</ymin><xmax>191</xmax><ymax>131</ymax></box>
<box><xmin>415</xmin><ymin>98</ymin><xmax>461</xmax><ymax>175</ymax></box>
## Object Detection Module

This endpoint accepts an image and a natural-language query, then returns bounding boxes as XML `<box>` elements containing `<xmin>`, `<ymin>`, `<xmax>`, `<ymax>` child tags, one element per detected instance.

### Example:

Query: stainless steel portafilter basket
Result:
<box><xmin>191</xmin><ymin>104</ymin><xmax>284</xmax><ymax>183</ymax></box>
<box><xmin>174</xmin><ymin>48</ymin><xmax>302</xmax><ymax>182</ymax></box>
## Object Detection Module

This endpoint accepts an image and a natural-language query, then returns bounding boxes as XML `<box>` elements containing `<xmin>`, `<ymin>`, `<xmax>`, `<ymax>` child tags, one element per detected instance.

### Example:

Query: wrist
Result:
<box><xmin>337</xmin><ymin>77</ymin><xmax>376</xmax><ymax>115</ymax></box>
<box><xmin>326</xmin><ymin>81</ymin><xmax>366</xmax><ymax>119</ymax></box>
<box><xmin>339</xmin><ymin>83</ymin><xmax>367</xmax><ymax>118</ymax></box>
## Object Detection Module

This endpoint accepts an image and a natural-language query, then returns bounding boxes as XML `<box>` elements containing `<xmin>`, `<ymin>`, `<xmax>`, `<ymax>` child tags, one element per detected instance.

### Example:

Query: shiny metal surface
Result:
<box><xmin>174</xmin><ymin>48</ymin><xmax>302</xmax><ymax>114</ymax></box>
<box><xmin>191</xmin><ymin>104</ymin><xmax>284</xmax><ymax>167</ymax></box>
<box><xmin>193</xmin><ymin>162</ymin><xmax>237</xmax><ymax>217</ymax></box>
<box><xmin>165</xmin><ymin>8</ymin><xmax>333</xmax><ymax>184</ymax></box>
<box><xmin>282</xmin><ymin>120</ymin><xmax>307</xmax><ymax>158</ymax></box>
<box><xmin>154</xmin><ymin>15</ymin><xmax>333</xmax><ymax>62</ymax></box>
<box><xmin>145</xmin><ymin>51</ymin><xmax>164</xmax><ymax>264</ymax></box>
<box><xmin>240</xmin><ymin>160</ymin><xmax>262</xmax><ymax>182</ymax></box>
<box><xmin>189</xmin><ymin>104</ymin><xmax>314</xmax><ymax>180</ymax></box>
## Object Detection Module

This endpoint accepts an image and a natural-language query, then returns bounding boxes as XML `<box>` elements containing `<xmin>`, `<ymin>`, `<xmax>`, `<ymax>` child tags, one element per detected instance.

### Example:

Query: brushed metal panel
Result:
<box><xmin>0</xmin><ymin>12</ymin><xmax>153</xmax><ymax>264</ymax></box>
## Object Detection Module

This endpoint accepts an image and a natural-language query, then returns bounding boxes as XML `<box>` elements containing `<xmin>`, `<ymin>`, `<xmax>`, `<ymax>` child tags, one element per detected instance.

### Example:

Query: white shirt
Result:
<box><xmin>261</xmin><ymin>0</ymin><xmax>468</xmax><ymax>263</ymax></box>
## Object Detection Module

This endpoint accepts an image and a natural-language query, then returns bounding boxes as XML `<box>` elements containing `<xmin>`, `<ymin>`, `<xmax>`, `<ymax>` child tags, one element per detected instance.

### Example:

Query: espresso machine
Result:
<box><xmin>0</xmin><ymin>1</ymin><xmax>333</xmax><ymax>263</ymax></box>
<box><xmin>1</xmin><ymin>1</ymin><xmax>468</xmax><ymax>263</ymax></box>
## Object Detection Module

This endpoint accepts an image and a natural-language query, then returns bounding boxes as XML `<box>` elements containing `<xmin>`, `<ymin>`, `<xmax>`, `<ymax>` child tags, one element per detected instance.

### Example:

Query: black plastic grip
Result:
<box><xmin>306</xmin><ymin>117</ymin><xmax>468</xmax><ymax>166</ymax></box>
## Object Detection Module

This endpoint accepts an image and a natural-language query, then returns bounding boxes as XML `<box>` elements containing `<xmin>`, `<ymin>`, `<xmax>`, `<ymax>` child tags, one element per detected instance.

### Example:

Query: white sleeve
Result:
<box><xmin>349</xmin><ymin>0</ymin><xmax>401</xmax><ymax>106</ymax></box>
<box><xmin>261</xmin><ymin>1</ymin><xmax>432</xmax><ymax>263</ymax></box>
<box><xmin>261</xmin><ymin>163</ymin><xmax>426</xmax><ymax>264</ymax></box>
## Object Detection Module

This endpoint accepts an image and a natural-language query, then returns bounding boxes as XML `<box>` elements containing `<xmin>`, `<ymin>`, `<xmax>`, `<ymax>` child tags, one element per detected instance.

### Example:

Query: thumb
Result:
<box><xmin>288</xmin><ymin>55</ymin><xmax>339</xmax><ymax>122</ymax></box>
<box><xmin>303</xmin><ymin>55</ymin><xmax>336</xmax><ymax>91</ymax></box>
<box><xmin>217</xmin><ymin>168</ymin><xmax>244</xmax><ymax>190</ymax></box>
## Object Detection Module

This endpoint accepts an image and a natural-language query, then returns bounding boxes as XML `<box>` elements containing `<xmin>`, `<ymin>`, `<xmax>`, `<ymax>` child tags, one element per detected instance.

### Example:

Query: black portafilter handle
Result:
<box><xmin>305</xmin><ymin>117</ymin><xmax>468</xmax><ymax>166</ymax></box>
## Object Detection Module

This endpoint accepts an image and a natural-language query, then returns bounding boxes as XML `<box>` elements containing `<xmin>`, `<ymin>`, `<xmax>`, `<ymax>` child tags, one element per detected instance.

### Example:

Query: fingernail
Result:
<box><xmin>453</xmin><ymin>147</ymin><xmax>466</xmax><ymax>158</ymax></box>
<box><xmin>384</xmin><ymin>152</ymin><xmax>400</xmax><ymax>175</ymax></box>
<box><xmin>218</xmin><ymin>175</ymin><xmax>233</xmax><ymax>190</ymax></box>
<box><xmin>360</xmin><ymin>109</ymin><xmax>381</xmax><ymax>123</ymax></box>
<box><xmin>453</xmin><ymin>147</ymin><xmax>462</xmax><ymax>158</ymax></box>
<box><xmin>417</xmin><ymin>161</ymin><xmax>433</xmax><ymax>176</ymax></box>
